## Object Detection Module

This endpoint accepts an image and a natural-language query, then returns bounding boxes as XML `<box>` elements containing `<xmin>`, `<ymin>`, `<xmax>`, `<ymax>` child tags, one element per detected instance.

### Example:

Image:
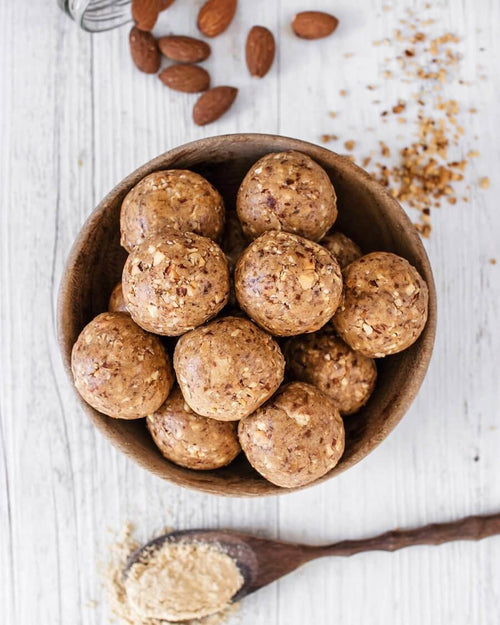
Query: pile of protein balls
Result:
<box><xmin>71</xmin><ymin>150</ymin><xmax>429</xmax><ymax>489</ymax></box>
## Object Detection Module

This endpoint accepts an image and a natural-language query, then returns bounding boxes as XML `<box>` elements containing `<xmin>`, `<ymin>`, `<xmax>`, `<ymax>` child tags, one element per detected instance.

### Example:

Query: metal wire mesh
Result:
<box><xmin>59</xmin><ymin>0</ymin><xmax>132</xmax><ymax>32</ymax></box>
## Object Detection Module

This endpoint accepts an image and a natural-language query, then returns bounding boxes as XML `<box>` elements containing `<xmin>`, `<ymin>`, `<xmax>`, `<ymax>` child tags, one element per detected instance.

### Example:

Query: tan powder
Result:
<box><xmin>125</xmin><ymin>541</ymin><xmax>244</xmax><ymax>621</ymax></box>
<box><xmin>103</xmin><ymin>524</ymin><xmax>240</xmax><ymax>625</ymax></box>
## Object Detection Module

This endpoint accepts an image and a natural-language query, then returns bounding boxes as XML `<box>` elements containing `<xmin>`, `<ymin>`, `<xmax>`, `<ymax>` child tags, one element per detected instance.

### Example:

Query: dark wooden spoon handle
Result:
<box><xmin>312</xmin><ymin>512</ymin><xmax>500</xmax><ymax>559</ymax></box>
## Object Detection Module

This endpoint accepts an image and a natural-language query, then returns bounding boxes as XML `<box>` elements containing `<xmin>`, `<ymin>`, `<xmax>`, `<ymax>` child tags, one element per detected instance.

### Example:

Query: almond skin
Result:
<box><xmin>158</xmin><ymin>35</ymin><xmax>211</xmax><ymax>63</ymax></box>
<box><xmin>159</xmin><ymin>64</ymin><xmax>211</xmax><ymax>93</ymax></box>
<box><xmin>292</xmin><ymin>11</ymin><xmax>339</xmax><ymax>40</ymax></box>
<box><xmin>197</xmin><ymin>0</ymin><xmax>237</xmax><ymax>38</ymax></box>
<box><xmin>193</xmin><ymin>86</ymin><xmax>238</xmax><ymax>125</ymax></box>
<box><xmin>159</xmin><ymin>0</ymin><xmax>176</xmax><ymax>9</ymax></box>
<box><xmin>245</xmin><ymin>26</ymin><xmax>275</xmax><ymax>78</ymax></box>
<box><xmin>129</xmin><ymin>27</ymin><xmax>161</xmax><ymax>74</ymax></box>
<box><xmin>132</xmin><ymin>0</ymin><xmax>160</xmax><ymax>32</ymax></box>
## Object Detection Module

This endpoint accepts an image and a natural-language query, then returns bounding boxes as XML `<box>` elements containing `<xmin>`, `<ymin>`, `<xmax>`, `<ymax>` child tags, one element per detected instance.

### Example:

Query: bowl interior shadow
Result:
<box><xmin>58</xmin><ymin>134</ymin><xmax>436</xmax><ymax>497</ymax></box>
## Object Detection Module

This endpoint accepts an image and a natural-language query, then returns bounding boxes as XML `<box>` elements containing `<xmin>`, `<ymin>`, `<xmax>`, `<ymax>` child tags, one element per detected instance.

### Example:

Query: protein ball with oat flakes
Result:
<box><xmin>108</xmin><ymin>282</ymin><xmax>128</xmax><ymax>313</ymax></box>
<box><xmin>238</xmin><ymin>381</ymin><xmax>345</xmax><ymax>488</ymax></box>
<box><xmin>122</xmin><ymin>229</ymin><xmax>229</xmax><ymax>336</ymax></box>
<box><xmin>147</xmin><ymin>387</ymin><xmax>241</xmax><ymax>470</ymax></box>
<box><xmin>235</xmin><ymin>230</ymin><xmax>343</xmax><ymax>336</ymax></box>
<box><xmin>285</xmin><ymin>331</ymin><xmax>377</xmax><ymax>415</ymax></box>
<box><xmin>332</xmin><ymin>252</ymin><xmax>429</xmax><ymax>357</ymax></box>
<box><xmin>320</xmin><ymin>231</ymin><xmax>362</xmax><ymax>270</ymax></box>
<box><xmin>71</xmin><ymin>312</ymin><xmax>173</xmax><ymax>419</ymax></box>
<box><xmin>120</xmin><ymin>170</ymin><xmax>225</xmax><ymax>252</ymax></box>
<box><xmin>236</xmin><ymin>151</ymin><xmax>337</xmax><ymax>242</ymax></box>
<box><xmin>174</xmin><ymin>316</ymin><xmax>285</xmax><ymax>421</ymax></box>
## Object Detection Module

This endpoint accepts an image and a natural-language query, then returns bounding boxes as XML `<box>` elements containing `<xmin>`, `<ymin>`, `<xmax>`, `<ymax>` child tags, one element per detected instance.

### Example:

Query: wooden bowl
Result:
<box><xmin>58</xmin><ymin>134</ymin><xmax>436</xmax><ymax>497</ymax></box>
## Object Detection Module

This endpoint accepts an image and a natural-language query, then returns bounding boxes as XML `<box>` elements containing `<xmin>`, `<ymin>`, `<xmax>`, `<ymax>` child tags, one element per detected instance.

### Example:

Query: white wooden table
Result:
<box><xmin>1</xmin><ymin>1</ymin><xmax>500</xmax><ymax>623</ymax></box>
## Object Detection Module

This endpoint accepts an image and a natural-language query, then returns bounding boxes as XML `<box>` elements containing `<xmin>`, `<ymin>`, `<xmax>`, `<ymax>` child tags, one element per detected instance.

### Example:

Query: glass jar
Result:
<box><xmin>58</xmin><ymin>0</ymin><xmax>131</xmax><ymax>32</ymax></box>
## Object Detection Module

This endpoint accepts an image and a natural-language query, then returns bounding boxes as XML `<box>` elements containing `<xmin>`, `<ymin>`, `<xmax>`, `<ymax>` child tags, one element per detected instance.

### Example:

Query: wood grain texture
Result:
<box><xmin>1</xmin><ymin>1</ymin><xmax>500</xmax><ymax>624</ymax></box>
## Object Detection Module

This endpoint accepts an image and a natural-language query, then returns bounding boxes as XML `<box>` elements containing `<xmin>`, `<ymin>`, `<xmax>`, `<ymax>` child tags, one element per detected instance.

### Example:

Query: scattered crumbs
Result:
<box><xmin>382</xmin><ymin>4</ymin><xmax>391</xmax><ymax>11</ymax></box>
<box><xmin>321</xmin><ymin>134</ymin><xmax>338</xmax><ymax>143</ymax></box>
<box><xmin>344</xmin><ymin>52</ymin><xmax>355</xmax><ymax>58</ymax></box>
<box><xmin>78</xmin><ymin>159</ymin><xmax>84</xmax><ymax>167</ymax></box>
<box><xmin>86</xmin><ymin>599</ymin><xmax>99</xmax><ymax>609</ymax></box>
<box><xmin>320</xmin><ymin>4</ymin><xmax>488</xmax><ymax>236</ymax></box>
<box><xmin>339</xmin><ymin>89</ymin><xmax>347</xmax><ymax>97</ymax></box>
<box><xmin>490</xmin><ymin>258</ymin><xmax>497</xmax><ymax>265</ymax></box>
<box><xmin>379</xmin><ymin>141</ymin><xmax>390</xmax><ymax>157</ymax></box>
<box><xmin>329</xmin><ymin>111</ymin><xmax>337</xmax><ymax>118</ymax></box>
<box><xmin>473</xmin><ymin>454</ymin><xmax>480</xmax><ymax>462</ymax></box>
<box><xmin>392</xmin><ymin>101</ymin><xmax>406</xmax><ymax>114</ymax></box>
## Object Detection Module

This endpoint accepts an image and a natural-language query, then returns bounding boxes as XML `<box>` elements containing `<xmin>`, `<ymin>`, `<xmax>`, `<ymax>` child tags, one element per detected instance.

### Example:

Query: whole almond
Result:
<box><xmin>245</xmin><ymin>26</ymin><xmax>275</xmax><ymax>78</ymax></box>
<box><xmin>292</xmin><ymin>11</ymin><xmax>339</xmax><ymax>40</ymax></box>
<box><xmin>158</xmin><ymin>35</ymin><xmax>211</xmax><ymax>63</ymax></box>
<box><xmin>197</xmin><ymin>0</ymin><xmax>237</xmax><ymax>38</ymax></box>
<box><xmin>129</xmin><ymin>27</ymin><xmax>161</xmax><ymax>74</ymax></box>
<box><xmin>159</xmin><ymin>64</ymin><xmax>211</xmax><ymax>93</ymax></box>
<box><xmin>193</xmin><ymin>86</ymin><xmax>238</xmax><ymax>125</ymax></box>
<box><xmin>132</xmin><ymin>0</ymin><xmax>160</xmax><ymax>32</ymax></box>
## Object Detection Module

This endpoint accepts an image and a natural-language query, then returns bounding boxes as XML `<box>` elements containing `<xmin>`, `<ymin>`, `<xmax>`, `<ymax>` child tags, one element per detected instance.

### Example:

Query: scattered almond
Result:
<box><xmin>158</xmin><ymin>35</ymin><xmax>211</xmax><ymax>63</ymax></box>
<box><xmin>197</xmin><ymin>0</ymin><xmax>237</xmax><ymax>38</ymax></box>
<box><xmin>292</xmin><ymin>11</ymin><xmax>339</xmax><ymax>40</ymax></box>
<box><xmin>245</xmin><ymin>26</ymin><xmax>276</xmax><ymax>78</ymax></box>
<box><xmin>193</xmin><ymin>86</ymin><xmax>238</xmax><ymax>125</ymax></box>
<box><xmin>159</xmin><ymin>64</ymin><xmax>211</xmax><ymax>93</ymax></box>
<box><xmin>131</xmin><ymin>0</ymin><xmax>160</xmax><ymax>32</ymax></box>
<box><xmin>129</xmin><ymin>27</ymin><xmax>161</xmax><ymax>74</ymax></box>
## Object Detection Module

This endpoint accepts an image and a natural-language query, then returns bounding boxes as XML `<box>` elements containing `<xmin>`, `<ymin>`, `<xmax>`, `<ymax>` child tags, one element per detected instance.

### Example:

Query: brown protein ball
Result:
<box><xmin>238</xmin><ymin>381</ymin><xmax>345</xmax><ymax>488</ymax></box>
<box><xmin>71</xmin><ymin>312</ymin><xmax>173</xmax><ymax>420</ymax></box>
<box><xmin>122</xmin><ymin>229</ymin><xmax>229</xmax><ymax>336</ymax></box>
<box><xmin>321</xmin><ymin>231</ymin><xmax>362</xmax><ymax>270</ymax></box>
<box><xmin>147</xmin><ymin>388</ymin><xmax>241</xmax><ymax>470</ymax></box>
<box><xmin>236</xmin><ymin>150</ymin><xmax>337</xmax><ymax>242</ymax></box>
<box><xmin>235</xmin><ymin>230</ymin><xmax>343</xmax><ymax>336</ymax></box>
<box><xmin>285</xmin><ymin>332</ymin><xmax>377</xmax><ymax>415</ymax></box>
<box><xmin>332</xmin><ymin>252</ymin><xmax>429</xmax><ymax>358</ymax></box>
<box><xmin>174</xmin><ymin>316</ymin><xmax>285</xmax><ymax>421</ymax></box>
<box><xmin>108</xmin><ymin>282</ymin><xmax>128</xmax><ymax>313</ymax></box>
<box><xmin>120</xmin><ymin>170</ymin><xmax>225</xmax><ymax>252</ymax></box>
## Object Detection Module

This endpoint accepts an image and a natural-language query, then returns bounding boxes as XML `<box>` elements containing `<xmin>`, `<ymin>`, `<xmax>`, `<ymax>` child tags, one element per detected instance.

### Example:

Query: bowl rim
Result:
<box><xmin>57</xmin><ymin>132</ymin><xmax>437</xmax><ymax>497</ymax></box>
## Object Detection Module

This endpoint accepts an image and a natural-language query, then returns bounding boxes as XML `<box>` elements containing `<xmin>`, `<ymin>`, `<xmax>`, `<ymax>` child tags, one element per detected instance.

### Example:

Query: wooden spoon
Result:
<box><xmin>125</xmin><ymin>512</ymin><xmax>500</xmax><ymax>612</ymax></box>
